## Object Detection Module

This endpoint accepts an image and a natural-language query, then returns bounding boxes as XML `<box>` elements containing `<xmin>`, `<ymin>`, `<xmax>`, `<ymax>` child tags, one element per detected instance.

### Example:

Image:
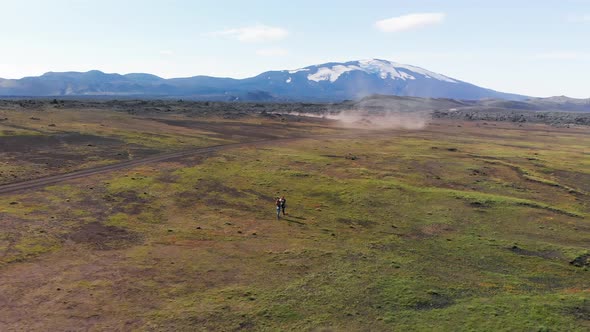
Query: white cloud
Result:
<box><xmin>211</xmin><ymin>24</ymin><xmax>288</xmax><ymax>43</ymax></box>
<box><xmin>375</xmin><ymin>13</ymin><xmax>446</xmax><ymax>33</ymax></box>
<box><xmin>256</xmin><ymin>48</ymin><xmax>289</xmax><ymax>57</ymax></box>
<box><xmin>159</xmin><ymin>50</ymin><xmax>174</xmax><ymax>56</ymax></box>
<box><xmin>534</xmin><ymin>51</ymin><xmax>589</xmax><ymax>60</ymax></box>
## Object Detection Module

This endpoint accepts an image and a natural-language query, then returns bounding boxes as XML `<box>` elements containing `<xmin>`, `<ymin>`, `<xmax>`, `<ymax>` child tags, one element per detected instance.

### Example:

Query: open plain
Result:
<box><xmin>0</xmin><ymin>100</ymin><xmax>588</xmax><ymax>331</ymax></box>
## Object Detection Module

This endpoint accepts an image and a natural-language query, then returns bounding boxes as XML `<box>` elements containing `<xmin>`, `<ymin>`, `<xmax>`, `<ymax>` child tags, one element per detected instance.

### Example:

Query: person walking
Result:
<box><xmin>275</xmin><ymin>197</ymin><xmax>282</xmax><ymax>220</ymax></box>
<box><xmin>280</xmin><ymin>196</ymin><xmax>287</xmax><ymax>216</ymax></box>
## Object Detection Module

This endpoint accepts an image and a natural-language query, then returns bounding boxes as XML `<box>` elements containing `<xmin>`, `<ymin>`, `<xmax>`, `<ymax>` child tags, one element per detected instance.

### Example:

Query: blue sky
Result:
<box><xmin>1</xmin><ymin>0</ymin><xmax>589</xmax><ymax>97</ymax></box>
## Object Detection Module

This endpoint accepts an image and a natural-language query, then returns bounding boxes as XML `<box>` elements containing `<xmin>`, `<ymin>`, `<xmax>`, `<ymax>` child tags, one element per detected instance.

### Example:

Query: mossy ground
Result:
<box><xmin>0</xmin><ymin>107</ymin><xmax>337</xmax><ymax>184</ymax></box>
<box><xmin>0</xmin><ymin>118</ymin><xmax>588</xmax><ymax>331</ymax></box>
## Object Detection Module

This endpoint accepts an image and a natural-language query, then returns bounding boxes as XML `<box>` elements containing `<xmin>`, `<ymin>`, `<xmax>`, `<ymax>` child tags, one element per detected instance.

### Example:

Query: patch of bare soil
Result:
<box><xmin>404</xmin><ymin>223</ymin><xmax>454</xmax><ymax>239</ymax></box>
<box><xmin>67</xmin><ymin>222</ymin><xmax>142</xmax><ymax>250</ymax></box>
<box><xmin>0</xmin><ymin>132</ymin><xmax>161</xmax><ymax>185</ymax></box>
<box><xmin>566</xmin><ymin>303</ymin><xmax>590</xmax><ymax>322</ymax></box>
<box><xmin>242</xmin><ymin>188</ymin><xmax>270</xmax><ymax>201</ymax></box>
<box><xmin>108</xmin><ymin>190</ymin><xmax>151</xmax><ymax>215</ymax></box>
<box><xmin>0</xmin><ymin>133</ymin><xmax>121</xmax><ymax>153</ymax></box>
<box><xmin>199</xmin><ymin>179</ymin><xmax>248</xmax><ymax>197</ymax></box>
<box><xmin>412</xmin><ymin>292</ymin><xmax>454</xmax><ymax>310</ymax></box>
<box><xmin>552</xmin><ymin>170</ymin><xmax>590</xmax><ymax>193</ymax></box>
<box><xmin>175</xmin><ymin>179</ymin><xmax>250</xmax><ymax>209</ymax></box>
<box><xmin>0</xmin><ymin>248</ymin><xmax>153</xmax><ymax>331</ymax></box>
<box><xmin>508</xmin><ymin>245</ymin><xmax>563</xmax><ymax>260</ymax></box>
<box><xmin>336</xmin><ymin>218</ymin><xmax>376</xmax><ymax>228</ymax></box>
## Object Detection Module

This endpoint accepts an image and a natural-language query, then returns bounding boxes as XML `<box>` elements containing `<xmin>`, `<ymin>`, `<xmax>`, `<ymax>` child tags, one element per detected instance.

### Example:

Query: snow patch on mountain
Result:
<box><xmin>308</xmin><ymin>65</ymin><xmax>361</xmax><ymax>82</ymax></box>
<box><xmin>381</xmin><ymin>62</ymin><xmax>457</xmax><ymax>83</ymax></box>
<box><xmin>288</xmin><ymin>68</ymin><xmax>309</xmax><ymax>74</ymax></box>
<box><xmin>303</xmin><ymin>59</ymin><xmax>457</xmax><ymax>84</ymax></box>
<box><xmin>357</xmin><ymin>59</ymin><xmax>415</xmax><ymax>80</ymax></box>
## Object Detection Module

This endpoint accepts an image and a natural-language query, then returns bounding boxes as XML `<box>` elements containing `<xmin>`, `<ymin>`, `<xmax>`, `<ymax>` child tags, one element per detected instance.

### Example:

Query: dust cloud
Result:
<box><xmin>323</xmin><ymin>110</ymin><xmax>429</xmax><ymax>130</ymax></box>
<box><xmin>284</xmin><ymin>110</ymin><xmax>430</xmax><ymax>130</ymax></box>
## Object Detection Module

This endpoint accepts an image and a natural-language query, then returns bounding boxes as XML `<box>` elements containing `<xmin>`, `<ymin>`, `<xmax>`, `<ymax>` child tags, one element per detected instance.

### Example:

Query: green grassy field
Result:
<box><xmin>0</xmin><ymin>115</ymin><xmax>588</xmax><ymax>331</ymax></box>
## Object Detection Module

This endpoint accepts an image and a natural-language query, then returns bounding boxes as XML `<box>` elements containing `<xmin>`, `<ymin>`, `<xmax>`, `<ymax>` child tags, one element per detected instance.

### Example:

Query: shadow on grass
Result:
<box><xmin>280</xmin><ymin>215</ymin><xmax>306</xmax><ymax>225</ymax></box>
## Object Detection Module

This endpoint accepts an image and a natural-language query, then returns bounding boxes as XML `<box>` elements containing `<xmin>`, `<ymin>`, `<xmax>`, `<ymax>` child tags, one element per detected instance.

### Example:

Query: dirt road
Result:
<box><xmin>0</xmin><ymin>139</ymin><xmax>280</xmax><ymax>195</ymax></box>
<box><xmin>0</xmin><ymin>133</ymin><xmax>374</xmax><ymax>195</ymax></box>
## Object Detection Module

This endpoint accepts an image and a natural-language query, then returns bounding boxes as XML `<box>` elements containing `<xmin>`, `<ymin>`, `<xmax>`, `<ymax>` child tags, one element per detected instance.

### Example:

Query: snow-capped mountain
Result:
<box><xmin>240</xmin><ymin>59</ymin><xmax>524</xmax><ymax>101</ymax></box>
<box><xmin>304</xmin><ymin>59</ymin><xmax>457</xmax><ymax>83</ymax></box>
<box><xmin>0</xmin><ymin>59</ymin><xmax>526</xmax><ymax>101</ymax></box>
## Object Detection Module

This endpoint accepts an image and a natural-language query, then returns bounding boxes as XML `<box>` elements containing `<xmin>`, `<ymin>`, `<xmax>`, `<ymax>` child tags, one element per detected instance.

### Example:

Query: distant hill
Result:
<box><xmin>335</xmin><ymin>95</ymin><xmax>470</xmax><ymax>113</ymax></box>
<box><xmin>334</xmin><ymin>95</ymin><xmax>590</xmax><ymax>114</ymax></box>
<box><xmin>0</xmin><ymin>59</ymin><xmax>531</xmax><ymax>101</ymax></box>
<box><xmin>525</xmin><ymin>96</ymin><xmax>590</xmax><ymax>112</ymax></box>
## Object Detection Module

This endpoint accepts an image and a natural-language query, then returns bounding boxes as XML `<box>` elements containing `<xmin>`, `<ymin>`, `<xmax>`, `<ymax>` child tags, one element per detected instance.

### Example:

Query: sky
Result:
<box><xmin>1</xmin><ymin>0</ymin><xmax>589</xmax><ymax>97</ymax></box>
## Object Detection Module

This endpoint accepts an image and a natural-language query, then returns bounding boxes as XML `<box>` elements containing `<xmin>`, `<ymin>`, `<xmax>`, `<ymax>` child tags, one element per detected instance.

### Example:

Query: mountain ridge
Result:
<box><xmin>0</xmin><ymin>59</ymin><xmax>531</xmax><ymax>101</ymax></box>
